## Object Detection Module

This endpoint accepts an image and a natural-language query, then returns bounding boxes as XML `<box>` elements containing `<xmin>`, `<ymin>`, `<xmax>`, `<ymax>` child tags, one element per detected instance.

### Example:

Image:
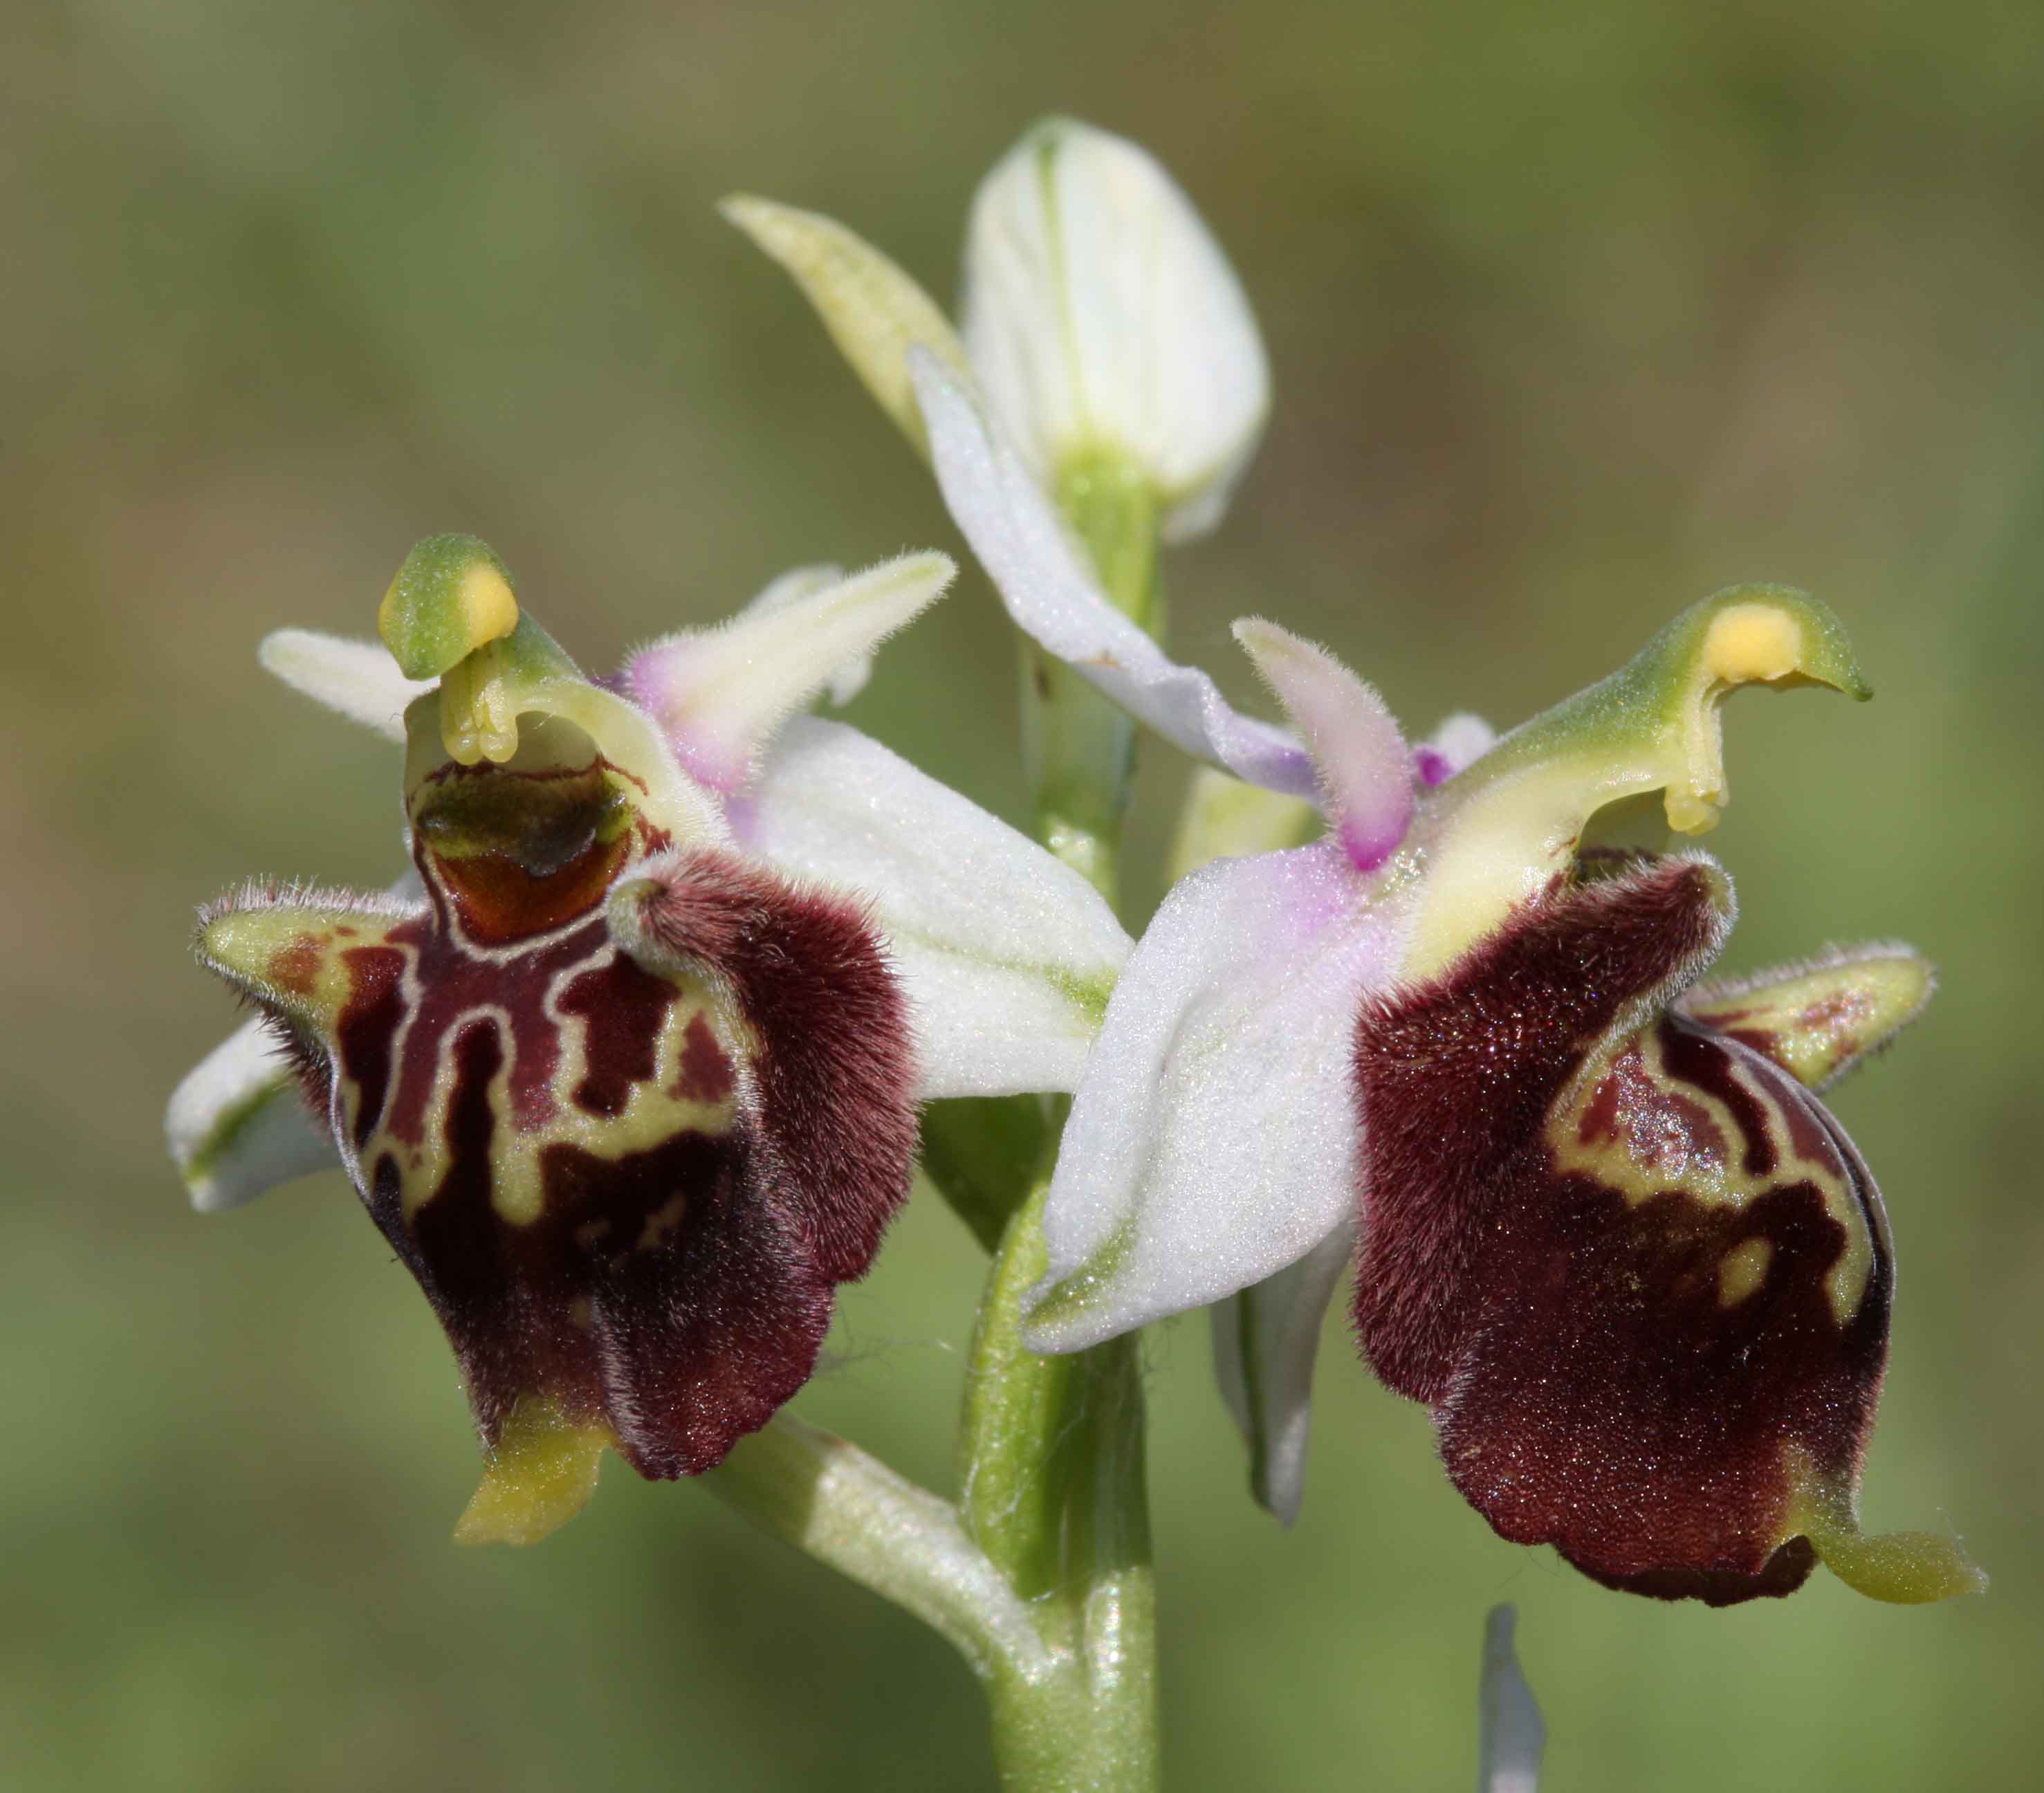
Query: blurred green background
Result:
<box><xmin>5</xmin><ymin>1</ymin><xmax>2041</xmax><ymax>1787</ymax></box>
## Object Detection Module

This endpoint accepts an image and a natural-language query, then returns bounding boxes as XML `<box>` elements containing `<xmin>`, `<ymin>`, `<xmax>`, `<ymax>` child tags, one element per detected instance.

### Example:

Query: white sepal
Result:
<box><xmin>1210</xmin><ymin>1224</ymin><xmax>1352</xmax><ymax>1525</ymax></box>
<box><xmin>165</xmin><ymin>1015</ymin><xmax>338</xmax><ymax>1213</ymax></box>
<box><xmin>961</xmin><ymin>118</ymin><xmax>1269</xmax><ymax>540</ymax></box>
<box><xmin>1479</xmin><ymin>1606</ymin><xmax>1546</xmax><ymax>1793</ymax></box>
<box><xmin>1024</xmin><ymin>842</ymin><xmax>1406</xmax><ymax>1350</ymax></box>
<box><xmin>912</xmin><ymin>351</ymin><xmax>1315</xmax><ymax>797</ymax></box>
<box><xmin>259</xmin><ymin>629</ymin><xmax>434</xmax><ymax>742</ymax></box>
<box><xmin>739</xmin><ymin>717</ymin><xmax>1130</xmax><ymax>1099</ymax></box>
<box><xmin>1234</xmin><ymin>618</ymin><xmax>1412</xmax><ymax>871</ymax></box>
<box><xmin>625</xmin><ymin>553</ymin><xmax>954</xmax><ymax>797</ymax></box>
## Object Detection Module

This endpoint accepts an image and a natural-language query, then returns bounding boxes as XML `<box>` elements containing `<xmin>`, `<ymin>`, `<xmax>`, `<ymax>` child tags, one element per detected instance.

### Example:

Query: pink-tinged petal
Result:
<box><xmin>736</xmin><ymin>717</ymin><xmax>1129</xmax><ymax>1099</ymax></box>
<box><xmin>1210</xmin><ymin>1225</ymin><xmax>1353</xmax><ymax>1525</ymax></box>
<box><xmin>1026</xmin><ymin>842</ymin><xmax>1406</xmax><ymax>1352</ymax></box>
<box><xmin>1233</xmin><ymin>618</ymin><xmax>1412</xmax><ymax>872</ymax></box>
<box><xmin>910</xmin><ymin>350</ymin><xmax>1317</xmax><ymax>798</ymax></box>
<box><xmin>1414</xmin><ymin>712</ymin><xmax>1495</xmax><ymax>787</ymax></box>
<box><xmin>624</xmin><ymin>553</ymin><xmax>953</xmax><ymax>797</ymax></box>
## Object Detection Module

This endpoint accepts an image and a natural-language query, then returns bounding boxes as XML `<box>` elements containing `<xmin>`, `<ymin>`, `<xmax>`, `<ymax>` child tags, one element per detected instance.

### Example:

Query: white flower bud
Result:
<box><xmin>960</xmin><ymin>119</ymin><xmax>1269</xmax><ymax>541</ymax></box>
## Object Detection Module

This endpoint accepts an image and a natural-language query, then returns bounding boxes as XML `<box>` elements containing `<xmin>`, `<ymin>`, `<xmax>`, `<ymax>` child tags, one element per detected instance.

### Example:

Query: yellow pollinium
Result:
<box><xmin>454</xmin><ymin>1395</ymin><xmax>611</xmax><ymax>1547</ymax></box>
<box><xmin>1665</xmin><ymin>605</ymin><xmax>1806</xmax><ymax>831</ymax></box>
<box><xmin>437</xmin><ymin>640</ymin><xmax>522</xmax><ymax>767</ymax></box>
<box><xmin>1701</xmin><ymin>602</ymin><xmax>1805</xmax><ymax>687</ymax></box>
<box><xmin>377</xmin><ymin>535</ymin><xmax>520</xmax><ymax>676</ymax></box>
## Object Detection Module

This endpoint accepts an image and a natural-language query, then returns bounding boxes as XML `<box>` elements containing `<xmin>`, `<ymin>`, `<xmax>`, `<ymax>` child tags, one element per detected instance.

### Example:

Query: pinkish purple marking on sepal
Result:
<box><xmin>1413</xmin><ymin>746</ymin><xmax>1453</xmax><ymax>787</ymax></box>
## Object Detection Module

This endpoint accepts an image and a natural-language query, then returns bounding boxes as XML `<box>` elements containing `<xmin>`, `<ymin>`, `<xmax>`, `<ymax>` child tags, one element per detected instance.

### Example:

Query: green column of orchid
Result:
<box><xmin>961</xmin><ymin>448</ymin><xmax>1161</xmax><ymax>1793</ymax></box>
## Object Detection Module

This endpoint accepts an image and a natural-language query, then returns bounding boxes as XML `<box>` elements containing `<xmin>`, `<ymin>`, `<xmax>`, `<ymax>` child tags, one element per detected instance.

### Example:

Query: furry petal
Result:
<box><xmin>1233</xmin><ymin>618</ymin><xmax>1412</xmax><ymax>871</ymax></box>
<box><xmin>626</xmin><ymin>553</ymin><xmax>953</xmax><ymax>797</ymax></box>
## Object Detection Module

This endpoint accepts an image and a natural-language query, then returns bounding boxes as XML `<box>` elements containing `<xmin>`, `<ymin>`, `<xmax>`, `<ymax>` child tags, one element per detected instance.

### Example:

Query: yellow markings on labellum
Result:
<box><xmin>1684</xmin><ymin>950</ymin><xmax>1933</xmax><ymax>1092</ymax></box>
<box><xmin>453</xmin><ymin>1394</ymin><xmax>609</xmax><ymax>1547</ymax></box>
<box><xmin>393</xmin><ymin>959</ymin><xmax>746</xmax><ymax>1231</ymax></box>
<box><xmin>197</xmin><ymin>901</ymin><xmax>404</xmax><ymax>1047</ymax></box>
<box><xmin>1549</xmin><ymin>1026</ymin><xmax>1875</xmax><ymax>1324</ymax></box>
<box><xmin>1717</xmin><ymin>1236</ymin><xmax>1774</xmax><ymax>1307</ymax></box>
<box><xmin>1785</xmin><ymin>1451</ymin><xmax>1987</xmax><ymax>1604</ymax></box>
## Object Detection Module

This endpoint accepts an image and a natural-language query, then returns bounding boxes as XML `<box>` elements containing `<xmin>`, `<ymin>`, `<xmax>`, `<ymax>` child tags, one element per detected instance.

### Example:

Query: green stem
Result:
<box><xmin>965</xmin><ymin>1181</ymin><xmax>1158</xmax><ymax>1792</ymax></box>
<box><xmin>715</xmin><ymin>444</ymin><xmax>1165</xmax><ymax>1792</ymax></box>
<box><xmin>961</xmin><ymin>443</ymin><xmax>1163</xmax><ymax>1791</ymax></box>
<box><xmin>706</xmin><ymin>1415</ymin><xmax>1051</xmax><ymax>1686</ymax></box>
<box><xmin>1019</xmin><ymin>449</ymin><xmax>1163</xmax><ymax>892</ymax></box>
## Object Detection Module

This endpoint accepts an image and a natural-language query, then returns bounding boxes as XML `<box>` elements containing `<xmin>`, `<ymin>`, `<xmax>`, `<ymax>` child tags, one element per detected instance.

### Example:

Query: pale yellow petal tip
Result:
<box><xmin>719</xmin><ymin>192</ymin><xmax>792</xmax><ymax>241</ymax></box>
<box><xmin>1810</xmin><ymin>1523</ymin><xmax>1988</xmax><ymax>1605</ymax></box>
<box><xmin>452</xmin><ymin>1404</ymin><xmax>609</xmax><ymax>1548</ymax></box>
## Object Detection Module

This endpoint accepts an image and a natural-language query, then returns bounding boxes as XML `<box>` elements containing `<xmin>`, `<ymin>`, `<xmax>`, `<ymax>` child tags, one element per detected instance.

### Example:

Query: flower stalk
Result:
<box><xmin>958</xmin><ymin>443</ymin><xmax>1163</xmax><ymax>1791</ymax></box>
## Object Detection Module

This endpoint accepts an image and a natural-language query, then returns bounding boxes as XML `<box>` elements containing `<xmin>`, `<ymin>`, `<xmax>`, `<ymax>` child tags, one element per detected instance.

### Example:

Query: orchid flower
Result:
<box><xmin>1022</xmin><ymin>584</ymin><xmax>1983</xmax><ymax>1606</ymax></box>
<box><xmin>724</xmin><ymin>123</ymin><xmax>1482</xmax><ymax>801</ymax></box>
<box><xmin>168</xmin><ymin>534</ymin><xmax>1129</xmax><ymax>1543</ymax></box>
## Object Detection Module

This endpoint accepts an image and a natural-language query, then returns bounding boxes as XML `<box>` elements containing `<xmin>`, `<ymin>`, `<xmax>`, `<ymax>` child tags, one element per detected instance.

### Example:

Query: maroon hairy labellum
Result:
<box><xmin>1354</xmin><ymin>856</ymin><xmax>1898</xmax><ymax>1604</ymax></box>
<box><xmin>199</xmin><ymin>661</ymin><xmax>918</xmax><ymax>1536</ymax></box>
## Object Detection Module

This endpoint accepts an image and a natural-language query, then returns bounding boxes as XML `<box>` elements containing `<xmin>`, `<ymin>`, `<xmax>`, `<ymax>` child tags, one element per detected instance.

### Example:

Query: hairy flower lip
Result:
<box><xmin>173</xmin><ymin>538</ymin><xmax>1136</xmax><ymax>1542</ymax></box>
<box><xmin>1020</xmin><ymin>586</ymin><xmax>1980</xmax><ymax>1603</ymax></box>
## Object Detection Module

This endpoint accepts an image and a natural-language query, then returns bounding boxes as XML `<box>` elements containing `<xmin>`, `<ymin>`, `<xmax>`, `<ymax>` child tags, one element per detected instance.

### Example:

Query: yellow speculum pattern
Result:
<box><xmin>1547</xmin><ymin>1024</ymin><xmax>1875</xmax><ymax>1325</ymax></box>
<box><xmin>1717</xmin><ymin>1236</ymin><xmax>1774</xmax><ymax>1307</ymax></box>
<box><xmin>372</xmin><ymin>935</ymin><xmax>745</xmax><ymax>1231</ymax></box>
<box><xmin>1686</xmin><ymin>951</ymin><xmax>1933</xmax><ymax>1091</ymax></box>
